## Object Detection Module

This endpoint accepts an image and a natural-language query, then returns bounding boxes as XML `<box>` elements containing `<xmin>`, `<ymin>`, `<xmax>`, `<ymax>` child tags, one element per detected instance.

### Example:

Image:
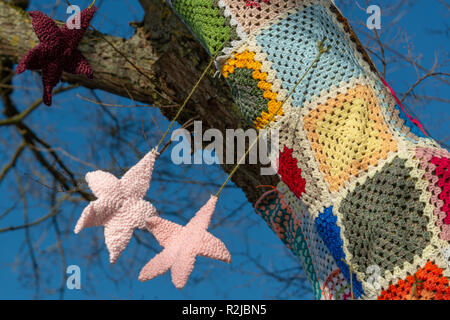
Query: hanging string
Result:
<box><xmin>215</xmin><ymin>40</ymin><xmax>330</xmax><ymax>198</ymax></box>
<box><xmin>154</xmin><ymin>3</ymin><xmax>258</xmax><ymax>151</ymax></box>
<box><xmin>65</xmin><ymin>0</ymin><xmax>224</xmax><ymax>152</ymax></box>
<box><xmin>155</xmin><ymin>47</ymin><xmax>224</xmax><ymax>151</ymax></box>
<box><xmin>64</xmin><ymin>0</ymin><xmax>176</xmax><ymax>104</ymax></box>
<box><xmin>379</xmin><ymin>76</ymin><xmax>429</xmax><ymax>137</ymax></box>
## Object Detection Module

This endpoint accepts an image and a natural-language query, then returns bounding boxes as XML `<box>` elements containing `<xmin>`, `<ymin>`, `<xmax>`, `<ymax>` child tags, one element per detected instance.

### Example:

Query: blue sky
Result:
<box><xmin>0</xmin><ymin>0</ymin><xmax>448</xmax><ymax>300</ymax></box>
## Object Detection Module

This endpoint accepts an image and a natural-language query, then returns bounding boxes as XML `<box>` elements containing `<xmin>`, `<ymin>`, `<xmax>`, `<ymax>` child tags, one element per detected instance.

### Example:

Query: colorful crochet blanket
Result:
<box><xmin>168</xmin><ymin>0</ymin><xmax>450</xmax><ymax>299</ymax></box>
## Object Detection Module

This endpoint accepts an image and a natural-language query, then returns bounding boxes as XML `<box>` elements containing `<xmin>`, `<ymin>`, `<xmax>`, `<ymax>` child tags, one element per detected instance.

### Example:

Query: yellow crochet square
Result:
<box><xmin>303</xmin><ymin>84</ymin><xmax>397</xmax><ymax>192</ymax></box>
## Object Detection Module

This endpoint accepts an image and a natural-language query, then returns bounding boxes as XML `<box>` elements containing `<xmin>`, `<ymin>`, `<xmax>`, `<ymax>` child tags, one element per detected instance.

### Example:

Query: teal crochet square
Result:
<box><xmin>256</xmin><ymin>5</ymin><xmax>364</xmax><ymax>107</ymax></box>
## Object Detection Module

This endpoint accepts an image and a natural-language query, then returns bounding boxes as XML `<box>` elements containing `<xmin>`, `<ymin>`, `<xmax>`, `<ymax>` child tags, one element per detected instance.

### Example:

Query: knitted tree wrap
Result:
<box><xmin>339</xmin><ymin>157</ymin><xmax>431</xmax><ymax>276</ymax></box>
<box><xmin>254</xmin><ymin>188</ymin><xmax>322</xmax><ymax>299</ymax></box>
<box><xmin>416</xmin><ymin>147</ymin><xmax>450</xmax><ymax>241</ymax></box>
<box><xmin>171</xmin><ymin>0</ymin><xmax>238</xmax><ymax>54</ymax></box>
<box><xmin>378</xmin><ymin>261</ymin><xmax>450</xmax><ymax>300</ymax></box>
<box><xmin>303</xmin><ymin>84</ymin><xmax>398</xmax><ymax>192</ymax></box>
<box><xmin>168</xmin><ymin>0</ymin><xmax>450</xmax><ymax>299</ymax></box>
<box><xmin>221</xmin><ymin>0</ymin><xmax>297</xmax><ymax>35</ymax></box>
<box><xmin>321</xmin><ymin>269</ymin><xmax>352</xmax><ymax>300</ymax></box>
<box><xmin>222</xmin><ymin>50</ymin><xmax>283</xmax><ymax>127</ymax></box>
<box><xmin>278</xmin><ymin>146</ymin><xmax>306</xmax><ymax>198</ymax></box>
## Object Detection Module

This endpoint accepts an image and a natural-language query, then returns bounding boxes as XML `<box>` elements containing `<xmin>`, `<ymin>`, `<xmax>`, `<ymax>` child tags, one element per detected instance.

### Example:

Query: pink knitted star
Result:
<box><xmin>139</xmin><ymin>195</ymin><xmax>232</xmax><ymax>289</ymax></box>
<box><xmin>16</xmin><ymin>7</ymin><xmax>97</xmax><ymax>106</ymax></box>
<box><xmin>75</xmin><ymin>148</ymin><xmax>159</xmax><ymax>263</ymax></box>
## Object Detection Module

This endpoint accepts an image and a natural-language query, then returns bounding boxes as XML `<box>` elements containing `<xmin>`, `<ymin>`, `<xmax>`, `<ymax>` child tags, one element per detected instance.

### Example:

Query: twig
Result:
<box><xmin>0</xmin><ymin>191</ymin><xmax>74</xmax><ymax>233</ymax></box>
<box><xmin>76</xmin><ymin>94</ymin><xmax>176</xmax><ymax>108</ymax></box>
<box><xmin>15</xmin><ymin>171</ymin><xmax>41</xmax><ymax>298</ymax></box>
<box><xmin>0</xmin><ymin>85</ymin><xmax>78</xmax><ymax>126</ymax></box>
<box><xmin>0</xmin><ymin>140</ymin><xmax>26</xmax><ymax>182</ymax></box>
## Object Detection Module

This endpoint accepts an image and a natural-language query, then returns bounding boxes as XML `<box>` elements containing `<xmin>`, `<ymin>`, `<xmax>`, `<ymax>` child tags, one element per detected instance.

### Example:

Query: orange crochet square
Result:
<box><xmin>303</xmin><ymin>84</ymin><xmax>397</xmax><ymax>192</ymax></box>
<box><xmin>378</xmin><ymin>261</ymin><xmax>450</xmax><ymax>300</ymax></box>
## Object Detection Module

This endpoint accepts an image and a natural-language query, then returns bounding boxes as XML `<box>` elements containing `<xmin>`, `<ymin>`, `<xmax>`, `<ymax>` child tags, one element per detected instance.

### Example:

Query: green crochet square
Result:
<box><xmin>172</xmin><ymin>0</ymin><xmax>235</xmax><ymax>54</ymax></box>
<box><xmin>228</xmin><ymin>68</ymin><xmax>270</xmax><ymax>126</ymax></box>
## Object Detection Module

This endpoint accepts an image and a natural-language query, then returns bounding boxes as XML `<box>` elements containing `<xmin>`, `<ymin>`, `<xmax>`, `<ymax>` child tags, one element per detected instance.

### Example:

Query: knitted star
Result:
<box><xmin>16</xmin><ymin>6</ymin><xmax>97</xmax><ymax>106</ymax></box>
<box><xmin>139</xmin><ymin>195</ymin><xmax>231</xmax><ymax>289</ymax></box>
<box><xmin>75</xmin><ymin>148</ymin><xmax>159</xmax><ymax>263</ymax></box>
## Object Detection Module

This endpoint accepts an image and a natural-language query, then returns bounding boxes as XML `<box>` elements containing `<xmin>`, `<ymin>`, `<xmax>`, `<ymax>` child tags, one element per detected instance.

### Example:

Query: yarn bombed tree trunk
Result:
<box><xmin>167</xmin><ymin>0</ymin><xmax>450</xmax><ymax>300</ymax></box>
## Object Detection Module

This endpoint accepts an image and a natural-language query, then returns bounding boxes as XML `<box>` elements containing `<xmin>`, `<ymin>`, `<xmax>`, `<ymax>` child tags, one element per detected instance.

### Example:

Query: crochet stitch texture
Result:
<box><xmin>16</xmin><ymin>7</ymin><xmax>97</xmax><ymax>106</ymax></box>
<box><xmin>139</xmin><ymin>195</ymin><xmax>231</xmax><ymax>289</ymax></box>
<box><xmin>75</xmin><ymin>148</ymin><xmax>159</xmax><ymax>264</ymax></box>
<box><xmin>168</xmin><ymin>0</ymin><xmax>450</xmax><ymax>299</ymax></box>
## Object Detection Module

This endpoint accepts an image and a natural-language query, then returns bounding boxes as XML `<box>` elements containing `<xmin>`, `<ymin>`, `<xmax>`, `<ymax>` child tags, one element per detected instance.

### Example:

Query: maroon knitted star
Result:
<box><xmin>16</xmin><ymin>7</ymin><xmax>97</xmax><ymax>106</ymax></box>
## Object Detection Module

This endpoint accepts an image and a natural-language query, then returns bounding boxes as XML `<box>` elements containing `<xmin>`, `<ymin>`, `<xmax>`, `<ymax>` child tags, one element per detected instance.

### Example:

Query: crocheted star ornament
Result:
<box><xmin>16</xmin><ymin>7</ymin><xmax>97</xmax><ymax>106</ymax></box>
<box><xmin>139</xmin><ymin>195</ymin><xmax>231</xmax><ymax>289</ymax></box>
<box><xmin>75</xmin><ymin>148</ymin><xmax>159</xmax><ymax>264</ymax></box>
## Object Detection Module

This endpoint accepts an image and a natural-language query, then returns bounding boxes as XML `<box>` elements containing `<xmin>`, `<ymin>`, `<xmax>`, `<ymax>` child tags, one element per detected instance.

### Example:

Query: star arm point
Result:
<box><xmin>29</xmin><ymin>11</ymin><xmax>63</xmax><ymax>47</ymax></box>
<box><xmin>74</xmin><ymin>199</ymin><xmax>112</xmax><ymax>234</ymax></box>
<box><xmin>171</xmin><ymin>251</ymin><xmax>197</xmax><ymax>289</ymax></box>
<box><xmin>197</xmin><ymin>232</ymin><xmax>232</xmax><ymax>263</ymax></box>
<box><xmin>41</xmin><ymin>60</ymin><xmax>64</xmax><ymax>106</ymax></box>
<box><xmin>64</xmin><ymin>49</ymin><xmax>93</xmax><ymax>79</ymax></box>
<box><xmin>16</xmin><ymin>44</ymin><xmax>45</xmax><ymax>74</ymax></box>
<box><xmin>85</xmin><ymin>170</ymin><xmax>120</xmax><ymax>199</ymax></box>
<box><xmin>187</xmin><ymin>195</ymin><xmax>218</xmax><ymax>230</ymax></box>
<box><xmin>74</xmin><ymin>202</ymin><xmax>96</xmax><ymax>234</ymax></box>
<box><xmin>138</xmin><ymin>250</ymin><xmax>174</xmax><ymax>282</ymax></box>
<box><xmin>120</xmin><ymin>148</ymin><xmax>159</xmax><ymax>199</ymax></box>
<box><xmin>104</xmin><ymin>221</ymin><xmax>135</xmax><ymax>264</ymax></box>
<box><xmin>61</xmin><ymin>6</ymin><xmax>98</xmax><ymax>50</ymax></box>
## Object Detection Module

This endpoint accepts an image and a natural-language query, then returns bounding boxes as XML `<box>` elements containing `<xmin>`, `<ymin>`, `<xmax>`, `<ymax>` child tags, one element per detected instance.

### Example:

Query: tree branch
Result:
<box><xmin>0</xmin><ymin>0</ymin><xmax>279</xmax><ymax>204</ymax></box>
<box><xmin>0</xmin><ymin>140</ymin><xmax>25</xmax><ymax>181</ymax></box>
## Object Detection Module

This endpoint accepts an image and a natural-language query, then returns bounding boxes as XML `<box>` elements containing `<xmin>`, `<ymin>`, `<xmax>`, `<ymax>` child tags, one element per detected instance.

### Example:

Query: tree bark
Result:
<box><xmin>0</xmin><ymin>0</ymin><xmax>279</xmax><ymax>204</ymax></box>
